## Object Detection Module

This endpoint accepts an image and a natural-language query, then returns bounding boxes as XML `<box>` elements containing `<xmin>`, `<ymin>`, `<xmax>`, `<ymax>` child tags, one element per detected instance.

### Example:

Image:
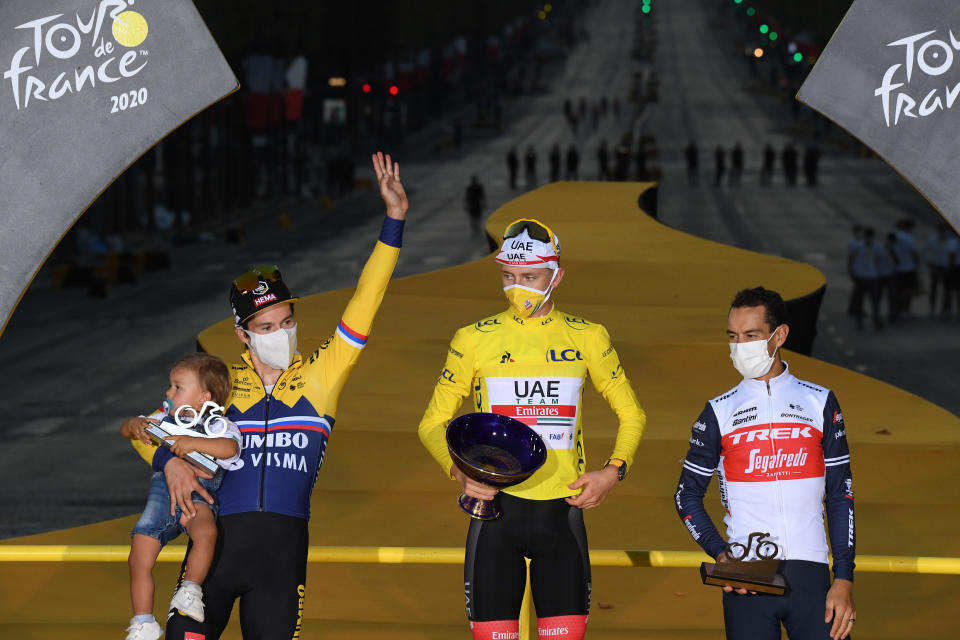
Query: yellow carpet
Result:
<box><xmin>4</xmin><ymin>182</ymin><xmax>959</xmax><ymax>639</ymax></box>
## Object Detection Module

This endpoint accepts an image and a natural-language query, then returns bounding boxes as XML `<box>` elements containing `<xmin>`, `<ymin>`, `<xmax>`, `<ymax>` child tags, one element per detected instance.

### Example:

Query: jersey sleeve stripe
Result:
<box><xmin>336</xmin><ymin>320</ymin><xmax>368</xmax><ymax>349</ymax></box>
<box><xmin>683</xmin><ymin>461</ymin><xmax>716</xmax><ymax>476</ymax></box>
<box><xmin>824</xmin><ymin>459</ymin><xmax>850</xmax><ymax>467</ymax></box>
<box><xmin>683</xmin><ymin>459</ymin><xmax>716</xmax><ymax>473</ymax></box>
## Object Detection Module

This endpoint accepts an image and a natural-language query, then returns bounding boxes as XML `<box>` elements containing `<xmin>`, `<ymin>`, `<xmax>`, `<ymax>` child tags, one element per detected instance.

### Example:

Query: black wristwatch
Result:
<box><xmin>603</xmin><ymin>458</ymin><xmax>627</xmax><ymax>481</ymax></box>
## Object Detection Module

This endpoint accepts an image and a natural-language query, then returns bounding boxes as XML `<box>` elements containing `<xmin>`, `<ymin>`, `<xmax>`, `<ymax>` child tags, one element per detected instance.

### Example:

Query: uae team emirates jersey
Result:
<box><xmin>418</xmin><ymin>307</ymin><xmax>646</xmax><ymax>501</ymax></box>
<box><xmin>675</xmin><ymin>363</ymin><xmax>856</xmax><ymax>580</ymax></box>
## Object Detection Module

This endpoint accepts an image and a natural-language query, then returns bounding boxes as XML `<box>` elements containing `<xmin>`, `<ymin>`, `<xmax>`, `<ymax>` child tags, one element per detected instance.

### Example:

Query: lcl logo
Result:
<box><xmin>547</xmin><ymin>348</ymin><xmax>582</xmax><ymax>362</ymax></box>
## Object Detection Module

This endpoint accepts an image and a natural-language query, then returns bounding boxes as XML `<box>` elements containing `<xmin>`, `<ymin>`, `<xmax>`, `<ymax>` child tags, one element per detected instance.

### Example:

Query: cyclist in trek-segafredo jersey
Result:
<box><xmin>675</xmin><ymin>287</ymin><xmax>857</xmax><ymax>640</ymax></box>
<box><xmin>128</xmin><ymin>153</ymin><xmax>408</xmax><ymax>640</ymax></box>
<box><xmin>419</xmin><ymin>218</ymin><xmax>646</xmax><ymax>640</ymax></box>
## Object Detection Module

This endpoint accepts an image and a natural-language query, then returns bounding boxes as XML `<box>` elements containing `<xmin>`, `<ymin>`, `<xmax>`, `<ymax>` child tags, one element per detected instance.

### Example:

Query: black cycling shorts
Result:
<box><xmin>722</xmin><ymin>560</ymin><xmax>842</xmax><ymax>640</ymax></box>
<box><xmin>464</xmin><ymin>493</ymin><xmax>591</xmax><ymax>621</ymax></box>
<box><xmin>165</xmin><ymin>511</ymin><xmax>309</xmax><ymax>640</ymax></box>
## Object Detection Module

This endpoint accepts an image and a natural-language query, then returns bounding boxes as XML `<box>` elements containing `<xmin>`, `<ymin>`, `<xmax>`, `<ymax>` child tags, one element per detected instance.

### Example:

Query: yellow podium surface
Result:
<box><xmin>3</xmin><ymin>183</ymin><xmax>959</xmax><ymax>639</ymax></box>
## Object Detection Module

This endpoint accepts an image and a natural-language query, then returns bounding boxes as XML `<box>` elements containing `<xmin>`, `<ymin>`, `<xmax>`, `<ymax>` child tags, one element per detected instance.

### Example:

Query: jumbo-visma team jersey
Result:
<box><xmin>134</xmin><ymin>226</ymin><xmax>401</xmax><ymax>520</ymax></box>
<box><xmin>418</xmin><ymin>307</ymin><xmax>646</xmax><ymax>501</ymax></box>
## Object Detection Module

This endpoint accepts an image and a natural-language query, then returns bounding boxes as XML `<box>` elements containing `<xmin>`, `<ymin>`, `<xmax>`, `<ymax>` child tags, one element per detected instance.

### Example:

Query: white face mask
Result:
<box><xmin>503</xmin><ymin>269</ymin><xmax>559</xmax><ymax>318</ymax></box>
<box><xmin>245</xmin><ymin>325</ymin><xmax>297</xmax><ymax>370</ymax></box>
<box><xmin>729</xmin><ymin>326</ymin><xmax>781</xmax><ymax>379</ymax></box>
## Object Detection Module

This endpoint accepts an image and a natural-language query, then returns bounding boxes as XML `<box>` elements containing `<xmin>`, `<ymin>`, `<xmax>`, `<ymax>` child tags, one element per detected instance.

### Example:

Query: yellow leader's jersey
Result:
<box><xmin>418</xmin><ymin>306</ymin><xmax>646</xmax><ymax>500</ymax></box>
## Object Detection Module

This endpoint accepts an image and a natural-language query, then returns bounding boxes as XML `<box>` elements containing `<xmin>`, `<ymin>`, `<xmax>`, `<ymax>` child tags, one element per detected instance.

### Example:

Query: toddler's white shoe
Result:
<box><xmin>170</xmin><ymin>581</ymin><xmax>205</xmax><ymax>622</ymax></box>
<box><xmin>125</xmin><ymin>618</ymin><xmax>162</xmax><ymax>640</ymax></box>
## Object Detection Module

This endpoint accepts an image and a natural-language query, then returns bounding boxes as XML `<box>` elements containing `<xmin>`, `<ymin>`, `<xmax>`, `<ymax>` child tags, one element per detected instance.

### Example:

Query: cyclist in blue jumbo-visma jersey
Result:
<box><xmin>125</xmin><ymin>153</ymin><xmax>408</xmax><ymax>640</ymax></box>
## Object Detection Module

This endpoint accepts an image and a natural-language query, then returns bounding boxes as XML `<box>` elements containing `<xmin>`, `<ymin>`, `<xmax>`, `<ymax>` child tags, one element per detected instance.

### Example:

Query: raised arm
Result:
<box><xmin>308</xmin><ymin>153</ymin><xmax>408</xmax><ymax>389</ymax></box>
<box><xmin>341</xmin><ymin>152</ymin><xmax>408</xmax><ymax>335</ymax></box>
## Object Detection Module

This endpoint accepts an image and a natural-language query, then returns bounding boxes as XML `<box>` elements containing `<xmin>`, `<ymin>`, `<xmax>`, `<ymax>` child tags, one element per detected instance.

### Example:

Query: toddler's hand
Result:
<box><xmin>120</xmin><ymin>417</ymin><xmax>152</xmax><ymax>445</ymax></box>
<box><xmin>166</xmin><ymin>434</ymin><xmax>203</xmax><ymax>457</ymax></box>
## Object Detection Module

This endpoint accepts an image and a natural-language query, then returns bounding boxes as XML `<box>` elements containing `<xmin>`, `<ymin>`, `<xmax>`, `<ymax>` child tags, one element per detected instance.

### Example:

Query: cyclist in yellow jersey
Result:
<box><xmin>418</xmin><ymin>218</ymin><xmax>646</xmax><ymax>640</ymax></box>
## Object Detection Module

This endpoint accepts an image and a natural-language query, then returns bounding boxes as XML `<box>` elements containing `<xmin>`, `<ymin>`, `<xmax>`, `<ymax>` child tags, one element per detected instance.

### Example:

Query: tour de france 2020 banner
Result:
<box><xmin>0</xmin><ymin>0</ymin><xmax>238</xmax><ymax>335</ymax></box>
<box><xmin>797</xmin><ymin>0</ymin><xmax>960</xmax><ymax>232</ymax></box>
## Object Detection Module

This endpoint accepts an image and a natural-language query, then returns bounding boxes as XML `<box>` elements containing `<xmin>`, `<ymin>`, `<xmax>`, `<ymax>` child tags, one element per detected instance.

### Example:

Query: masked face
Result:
<box><xmin>502</xmin><ymin>268</ymin><xmax>559</xmax><ymax>318</ymax></box>
<box><xmin>729</xmin><ymin>325</ymin><xmax>782</xmax><ymax>379</ymax></box>
<box><xmin>245</xmin><ymin>325</ymin><xmax>298</xmax><ymax>370</ymax></box>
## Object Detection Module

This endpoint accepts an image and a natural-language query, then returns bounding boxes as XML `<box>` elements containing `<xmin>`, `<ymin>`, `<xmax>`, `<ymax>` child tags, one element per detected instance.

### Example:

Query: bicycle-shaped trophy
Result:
<box><xmin>700</xmin><ymin>532</ymin><xmax>787</xmax><ymax>595</ymax></box>
<box><xmin>144</xmin><ymin>400</ymin><xmax>230</xmax><ymax>475</ymax></box>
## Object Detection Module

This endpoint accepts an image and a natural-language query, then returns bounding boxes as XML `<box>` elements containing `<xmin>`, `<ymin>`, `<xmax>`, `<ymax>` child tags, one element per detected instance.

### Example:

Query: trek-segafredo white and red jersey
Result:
<box><xmin>675</xmin><ymin>363</ymin><xmax>855</xmax><ymax>580</ymax></box>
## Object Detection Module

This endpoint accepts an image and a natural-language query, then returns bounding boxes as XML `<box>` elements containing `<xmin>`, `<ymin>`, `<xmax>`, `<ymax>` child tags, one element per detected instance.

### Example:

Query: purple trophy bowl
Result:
<box><xmin>446</xmin><ymin>412</ymin><xmax>547</xmax><ymax>520</ymax></box>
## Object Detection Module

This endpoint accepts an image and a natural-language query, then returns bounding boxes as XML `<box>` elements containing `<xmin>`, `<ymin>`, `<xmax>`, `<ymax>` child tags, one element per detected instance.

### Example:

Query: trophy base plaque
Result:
<box><xmin>146</xmin><ymin>423</ymin><xmax>219</xmax><ymax>475</ymax></box>
<box><xmin>700</xmin><ymin>560</ymin><xmax>787</xmax><ymax>596</ymax></box>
